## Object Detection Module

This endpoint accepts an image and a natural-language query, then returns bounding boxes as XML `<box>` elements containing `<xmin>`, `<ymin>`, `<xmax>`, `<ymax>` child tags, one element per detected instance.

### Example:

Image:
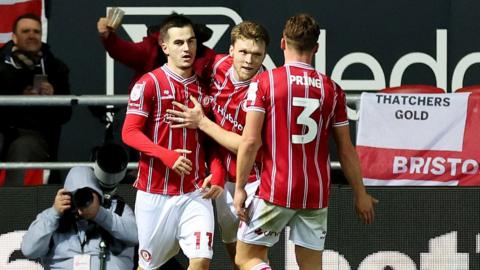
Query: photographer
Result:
<box><xmin>21</xmin><ymin>165</ymin><xmax>137</xmax><ymax>269</ymax></box>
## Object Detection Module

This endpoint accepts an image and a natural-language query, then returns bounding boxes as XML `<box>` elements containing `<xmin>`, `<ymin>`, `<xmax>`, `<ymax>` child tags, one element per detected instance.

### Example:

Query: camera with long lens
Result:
<box><xmin>94</xmin><ymin>143</ymin><xmax>128</xmax><ymax>195</ymax></box>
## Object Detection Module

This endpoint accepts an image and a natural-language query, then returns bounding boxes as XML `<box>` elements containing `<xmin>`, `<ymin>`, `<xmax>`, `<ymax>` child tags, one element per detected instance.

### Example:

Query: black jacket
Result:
<box><xmin>0</xmin><ymin>41</ymin><xmax>72</xmax><ymax>159</ymax></box>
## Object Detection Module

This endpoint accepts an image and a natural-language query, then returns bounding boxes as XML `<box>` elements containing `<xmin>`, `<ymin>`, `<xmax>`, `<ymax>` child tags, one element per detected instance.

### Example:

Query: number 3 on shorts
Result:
<box><xmin>292</xmin><ymin>97</ymin><xmax>320</xmax><ymax>144</ymax></box>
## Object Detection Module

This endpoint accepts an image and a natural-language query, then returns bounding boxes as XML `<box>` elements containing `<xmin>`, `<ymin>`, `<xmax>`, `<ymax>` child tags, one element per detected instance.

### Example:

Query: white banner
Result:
<box><xmin>357</xmin><ymin>92</ymin><xmax>469</xmax><ymax>151</ymax></box>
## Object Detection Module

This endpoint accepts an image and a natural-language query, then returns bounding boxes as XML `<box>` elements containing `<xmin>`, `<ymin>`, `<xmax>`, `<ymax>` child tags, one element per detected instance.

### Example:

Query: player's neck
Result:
<box><xmin>284</xmin><ymin>49</ymin><xmax>314</xmax><ymax>66</ymax></box>
<box><xmin>166</xmin><ymin>63</ymin><xmax>193</xmax><ymax>78</ymax></box>
<box><xmin>232</xmin><ymin>70</ymin><xmax>242</xmax><ymax>82</ymax></box>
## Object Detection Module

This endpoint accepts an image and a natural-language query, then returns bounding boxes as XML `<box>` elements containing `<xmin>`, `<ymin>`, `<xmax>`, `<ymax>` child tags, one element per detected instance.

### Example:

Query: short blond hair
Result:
<box><xmin>283</xmin><ymin>13</ymin><xmax>320</xmax><ymax>52</ymax></box>
<box><xmin>230</xmin><ymin>21</ymin><xmax>270</xmax><ymax>46</ymax></box>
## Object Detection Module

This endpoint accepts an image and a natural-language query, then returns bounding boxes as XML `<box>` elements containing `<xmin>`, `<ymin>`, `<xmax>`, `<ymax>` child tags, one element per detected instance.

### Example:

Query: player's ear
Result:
<box><xmin>160</xmin><ymin>39</ymin><xmax>169</xmax><ymax>55</ymax></box>
<box><xmin>12</xmin><ymin>32</ymin><xmax>18</xmax><ymax>45</ymax></box>
<box><xmin>313</xmin><ymin>43</ymin><xmax>319</xmax><ymax>54</ymax></box>
<box><xmin>229</xmin><ymin>44</ymin><xmax>234</xmax><ymax>57</ymax></box>
<box><xmin>280</xmin><ymin>37</ymin><xmax>286</xmax><ymax>50</ymax></box>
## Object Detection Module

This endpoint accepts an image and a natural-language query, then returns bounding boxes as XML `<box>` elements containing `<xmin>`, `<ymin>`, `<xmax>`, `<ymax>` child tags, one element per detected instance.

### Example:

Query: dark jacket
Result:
<box><xmin>0</xmin><ymin>41</ymin><xmax>72</xmax><ymax>159</ymax></box>
<box><xmin>101</xmin><ymin>31</ymin><xmax>216</xmax><ymax>90</ymax></box>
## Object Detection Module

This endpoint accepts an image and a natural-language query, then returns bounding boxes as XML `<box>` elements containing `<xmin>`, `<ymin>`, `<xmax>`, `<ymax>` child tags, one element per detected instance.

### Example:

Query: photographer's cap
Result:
<box><xmin>64</xmin><ymin>166</ymin><xmax>103</xmax><ymax>198</ymax></box>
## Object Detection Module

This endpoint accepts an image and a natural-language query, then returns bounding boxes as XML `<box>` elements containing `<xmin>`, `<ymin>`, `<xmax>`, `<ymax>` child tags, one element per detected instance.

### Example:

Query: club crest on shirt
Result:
<box><xmin>130</xmin><ymin>83</ymin><xmax>145</xmax><ymax>101</ymax></box>
<box><xmin>140</xmin><ymin>249</ymin><xmax>152</xmax><ymax>262</ymax></box>
<box><xmin>202</xmin><ymin>95</ymin><xmax>213</xmax><ymax>107</ymax></box>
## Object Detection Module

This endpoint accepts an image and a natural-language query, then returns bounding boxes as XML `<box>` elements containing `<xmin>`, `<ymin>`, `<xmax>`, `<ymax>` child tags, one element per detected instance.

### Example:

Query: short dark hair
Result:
<box><xmin>283</xmin><ymin>13</ymin><xmax>320</xmax><ymax>52</ymax></box>
<box><xmin>159</xmin><ymin>13</ymin><xmax>194</xmax><ymax>41</ymax></box>
<box><xmin>12</xmin><ymin>13</ymin><xmax>41</xmax><ymax>33</ymax></box>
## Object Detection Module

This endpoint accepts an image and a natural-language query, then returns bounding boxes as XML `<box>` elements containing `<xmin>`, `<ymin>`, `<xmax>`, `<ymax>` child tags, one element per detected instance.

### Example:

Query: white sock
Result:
<box><xmin>250</xmin><ymin>262</ymin><xmax>272</xmax><ymax>270</ymax></box>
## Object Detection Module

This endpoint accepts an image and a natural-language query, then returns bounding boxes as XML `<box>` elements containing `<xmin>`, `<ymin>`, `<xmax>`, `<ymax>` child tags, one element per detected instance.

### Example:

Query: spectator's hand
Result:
<box><xmin>77</xmin><ymin>192</ymin><xmax>100</xmax><ymax>220</ymax></box>
<box><xmin>97</xmin><ymin>17</ymin><xmax>112</xmax><ymax>38</ymax></box>
<box><xmin>167</xmin><ymin>96</ymin><xmax>205</xmax><ymax>129</ymax></box>
<box><xmin>172</xmin><ymin>149</ymin><xmax>193</xmax><ymax>176</ymax></box>
<box><xmin>201</xmin><ymin>174</ymin><xmax>223</xmax><ymax>199</ymax></box>
<box><xmin>234</xmin><ymin>187</ymin><xmax>249</xmax><ymax>223</ymax></box>
<box><xmin>38</xmin><ymin>82</ymin><xmax>54</xmax><ymax>95</ymax></box>
<box><xmin>23</xmin><ymin>85</ymin><xmax>39</xmax><ymax>95</ymax></box>
<box><xmin>53</xmin><ymin>188</ymin><xmax>72</xmax><ymax>215</ymax></box>
<box><xmin>354</xmin><ymin>192</ymin><xmax>379</xmax><ymax>225</ymax></box>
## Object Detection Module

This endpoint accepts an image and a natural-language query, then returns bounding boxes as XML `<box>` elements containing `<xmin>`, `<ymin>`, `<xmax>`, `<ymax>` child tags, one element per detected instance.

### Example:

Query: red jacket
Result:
<box><xmin>101</xmin><ymin>32</ymin><xmax>216</xmax><ymax>91</ymax></box>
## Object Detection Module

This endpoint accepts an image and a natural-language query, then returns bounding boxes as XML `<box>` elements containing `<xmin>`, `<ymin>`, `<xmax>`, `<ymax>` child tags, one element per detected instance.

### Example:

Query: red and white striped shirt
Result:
<box><xmin>246</xmin><ymin>62</ymin><xmax>348</xmax><ymax>209</ymax></box>
<box><xmin>126</xmin><ymin>65</ymin><xmax>211</xmax><ymax>195</ymax></box>
<box><xmin>209</xmin><ymin>54</ymin><xmax>263</xmax><ymax>183</ymax></box>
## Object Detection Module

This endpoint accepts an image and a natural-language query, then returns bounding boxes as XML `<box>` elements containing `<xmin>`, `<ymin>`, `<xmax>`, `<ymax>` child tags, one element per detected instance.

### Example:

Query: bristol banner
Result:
<box><xmin>357</xmin><ymin>92</ymin><xmax>480</xmax><ymax>186</ymax></box>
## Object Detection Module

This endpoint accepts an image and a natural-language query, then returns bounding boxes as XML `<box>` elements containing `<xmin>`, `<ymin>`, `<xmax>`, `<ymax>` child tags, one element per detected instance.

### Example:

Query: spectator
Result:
<box><xmin>97</xmin><ymin>14</ymin><xmax>216</xmax><ymax>90</ymax></box>
<box><xmin>0</xmin><ymin>13</ymin><xmax>72</xmax><ymax>185</ymax></box>
<box><xmin>21</xmin><ymin>166</ymin><xmax>138</xmax><ymax>269</ymax></box>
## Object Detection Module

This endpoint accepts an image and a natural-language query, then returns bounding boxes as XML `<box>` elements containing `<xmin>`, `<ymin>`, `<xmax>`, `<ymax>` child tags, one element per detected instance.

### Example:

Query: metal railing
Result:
<box><xmin>0</xmin><ymin>94</ymin><xmax>360</xmax><ymax>170</ymax></box>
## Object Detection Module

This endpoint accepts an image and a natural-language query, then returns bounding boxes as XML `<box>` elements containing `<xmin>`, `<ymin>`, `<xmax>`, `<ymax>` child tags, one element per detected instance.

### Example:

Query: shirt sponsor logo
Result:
<box><xmin>212</xmin><ymin>102</ymin><xmax>244</xmax><ymax>131</ymax></box>
<box><xmin>254</xmin><ymin>228</ymin><xmax>280</xmax><ymax>237</ymax></box>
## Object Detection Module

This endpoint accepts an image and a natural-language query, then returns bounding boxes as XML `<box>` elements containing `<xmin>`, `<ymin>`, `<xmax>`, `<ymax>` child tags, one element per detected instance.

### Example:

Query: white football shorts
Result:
<box><xmin>215</xmin><ymin>180</ymin><xmax>260</xmax><ymax>243</ymax></box>
<box><xmin>135</xmin><ymin>189</ymin><xmax>215</xmax><ymax>269</ymax></box>
<box><xmin>237</xmin><ymin>197</ymin><xmax>328</xmax><ymax>251</ymax></box>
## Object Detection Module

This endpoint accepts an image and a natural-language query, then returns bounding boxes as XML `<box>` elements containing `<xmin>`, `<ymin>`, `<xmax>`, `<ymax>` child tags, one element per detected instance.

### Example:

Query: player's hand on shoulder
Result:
<box><xmin>201</xmin><ymin>174</ymin><xmax>224</xmax><ymax>199</ymax></box>
<box><xmin>354</xmin><ymin>192</ymin><xmax>379</xmax><ymax>225</ymax></box>
<box><xmin>172</xmin><ymin>149</ymin><xmax>193</xmax><ymax>176</ymax></box>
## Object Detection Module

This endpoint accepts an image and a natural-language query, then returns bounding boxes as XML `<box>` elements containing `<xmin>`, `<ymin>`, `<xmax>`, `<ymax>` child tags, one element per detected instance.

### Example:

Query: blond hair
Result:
<box><xmin>230</xmin><ymin>21</ymin><xmax>270</xmax><ymax>46</ymax></box>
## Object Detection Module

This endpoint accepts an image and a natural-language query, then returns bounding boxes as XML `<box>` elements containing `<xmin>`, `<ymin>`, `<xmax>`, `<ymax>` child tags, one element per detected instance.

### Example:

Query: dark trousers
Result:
<box><xmin>1</xmin><ymin>129</ymin><xmax>49</xmax><ymax>186</ymax></box>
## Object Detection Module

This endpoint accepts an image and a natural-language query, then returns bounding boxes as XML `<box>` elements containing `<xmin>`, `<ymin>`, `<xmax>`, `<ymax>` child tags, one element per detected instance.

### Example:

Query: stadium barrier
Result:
<box><xmin>0</xmin><ymin>94</ymin><xmax>360</xmax><ymax>170</ymax></box>
<box><xmin>0</xmin><ymin>185</ymin><xmax>478</xmax><ymax>269</ymax></box>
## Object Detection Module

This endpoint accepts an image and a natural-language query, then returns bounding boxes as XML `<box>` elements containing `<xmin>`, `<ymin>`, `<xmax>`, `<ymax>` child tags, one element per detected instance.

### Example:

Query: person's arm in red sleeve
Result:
<box><xmin>201</xmin><ymin>139</ymin><xmax>225</xmax><ymax>199</ymax></box>
<box><xmin>208</xmin><ymin>144</ymin><xmax>226</xmax><ymax>187</ymax></box>
<box><xmin>122</xmin><ymin>114</ymin><xmax>193</xmax><ymax>176</ymax></box>
<box><xmin>100</xmin><ymin>31</ymin><xmax>155</xmax><ymax>72</ymax></box>
<box><xmin>97</xmin><ymin>17</ymin><xmax>160</xmax><ymax>71</ymax></box>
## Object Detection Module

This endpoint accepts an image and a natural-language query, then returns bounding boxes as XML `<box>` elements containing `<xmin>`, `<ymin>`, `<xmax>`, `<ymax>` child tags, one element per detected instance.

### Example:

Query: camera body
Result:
<box><xmin>66</xmin><ymin>187</ymin><xmax>94</xmax><ymax>212</ymax></box>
